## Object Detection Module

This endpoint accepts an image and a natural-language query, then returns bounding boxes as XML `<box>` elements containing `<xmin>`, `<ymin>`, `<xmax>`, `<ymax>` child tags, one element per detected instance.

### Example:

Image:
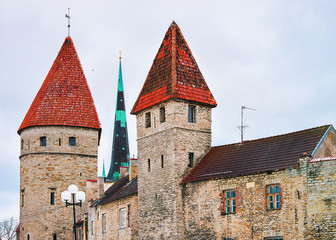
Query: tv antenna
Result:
<box><xmin>237</xmin><ymin>106</ymin><xmax>256</xmax><ymax>142</ymax></box>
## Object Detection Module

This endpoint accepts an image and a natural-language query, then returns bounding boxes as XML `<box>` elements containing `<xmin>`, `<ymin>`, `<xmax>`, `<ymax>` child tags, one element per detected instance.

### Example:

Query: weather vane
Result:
<box><xmin>65</xmin><ymin>8</ymin><xmax>71</xmax><ymax>37</ymax></box>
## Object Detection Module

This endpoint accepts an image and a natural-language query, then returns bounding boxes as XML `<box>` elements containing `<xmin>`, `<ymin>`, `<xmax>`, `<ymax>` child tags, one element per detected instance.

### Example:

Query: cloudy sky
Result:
<box><xmin>1</xmin><ymin>0</ymin><xmax>336</xmax><ymax>221</ymax></box>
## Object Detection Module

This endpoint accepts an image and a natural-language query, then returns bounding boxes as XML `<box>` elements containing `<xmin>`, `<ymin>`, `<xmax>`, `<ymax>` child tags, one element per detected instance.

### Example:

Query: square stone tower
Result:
<box><xmin>18</xmin><ymin>37</ymin><xmax>101</xmax><ymax>240</ymax></box>
<box><xmin>131</xmin><ymin>22</ymin><xmax>217</xmax><ymax>240</ymax></box>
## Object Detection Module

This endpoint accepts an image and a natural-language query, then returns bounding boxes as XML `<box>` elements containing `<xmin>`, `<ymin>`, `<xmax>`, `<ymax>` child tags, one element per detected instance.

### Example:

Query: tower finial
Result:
<box><xmin>65</xmin><ymin>8</ymin><xmax>71</xmax><ymax>37</ymax></box>
<box><xmin>119</xmin><ymin>50</ymin><xmax>122</xmax><ymax>60</ymax></box>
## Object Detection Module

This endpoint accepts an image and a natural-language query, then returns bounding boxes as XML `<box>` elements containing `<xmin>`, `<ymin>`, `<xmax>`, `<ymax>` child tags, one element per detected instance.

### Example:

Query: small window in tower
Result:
<box><xmin>160</xmin><ymin>107</ymin><xmax>166</xmax><ymax>123</ymax></box>
<box><xmin>21</xmin><ymin>139</ymin><xmax>24</xmax><ymax>150</ymax></box>
<box><xmin>28</xmin><ymin>140</ymin><xmax>30</xmax><ymax>150</ymax></box>
<box><xmin>50</xmin><ymin>190</ymin><xmax>55</xmax><ymax>205</ymax></box>
<box><xmin>27</xmin><ymin>234</ymin><xmax>30</xmax><ymax>240</ymax></box>
<box><xmin>21</xmin><ymin>193</ymin><xmax>24</xmax><ymax>207</ymax></box>
<box><xmin>145</xmin><ymin>112</ymin><xmax>151</xmax><ymax>128</ymax></box>
<box><xmin>161</xmin><ymin>155</ymin><xmax>164</xmax><ymax>168</ymax></box>
<box><xmin>69</xmin><ymin>137</ymin><xmax>76</xmax><ymax>146</ymax></box>
<box><xmin>188</xmin><ymin>105</ymin><xmax>196</xmax><ymax>123</ymax></box>
<box><xmin>188</xmin><ymin>152</ymin><xmax>194</xmax><ymax>167</ymax></box>
<box><xmin>40</xmin><ymin>136</ymin><xmax>47</xmax><ymax>146</ymax></box>
<box><xmin>148</xmin><ymin>159</ymin><xmax>151</xmax><ymax>172</ymax></box>
<box><xmin>53</xmin><ymin>233</ymin><xmax>57</xmax><ymax>240</ymax></box>
<box><xmin>58</xmin><ymin>138</ymin><xmax>62</xmax><ymax>146</ymax></box>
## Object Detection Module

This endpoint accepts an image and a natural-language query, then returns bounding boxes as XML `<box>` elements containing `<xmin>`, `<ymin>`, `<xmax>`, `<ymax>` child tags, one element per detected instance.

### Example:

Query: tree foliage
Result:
<box><xmin>0</xmin><ymin>217</ymin><xmax>18</xmax><ymax>240</ymax></box>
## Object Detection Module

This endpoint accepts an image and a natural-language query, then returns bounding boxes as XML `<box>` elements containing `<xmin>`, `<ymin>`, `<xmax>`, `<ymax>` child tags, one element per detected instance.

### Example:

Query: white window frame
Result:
<box><xmin>120</xmin><ymin>208</ymin><xmax>126</xmax><ymax>229</ymax></box>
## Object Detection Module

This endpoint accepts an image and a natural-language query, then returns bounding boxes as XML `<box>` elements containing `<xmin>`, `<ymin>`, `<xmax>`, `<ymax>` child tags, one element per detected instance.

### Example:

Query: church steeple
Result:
<box><xmin>106</xmin><ymin>57</ymin><xmax>130</xmax><ymax>181</ymax></box>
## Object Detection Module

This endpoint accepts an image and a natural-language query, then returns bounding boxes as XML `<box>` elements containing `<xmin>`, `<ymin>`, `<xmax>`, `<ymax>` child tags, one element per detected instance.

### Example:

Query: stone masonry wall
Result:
<box><xmin>136</xmin><ymin>100</ymin><xmax>212</xmax><ymax>240</ymax></box>
<box><xmin>89</xmin><ymin>194</ymin><xmax>138</xmax><ymax>240</ymax></box>
<box><xmin>306</xmin><ymin>159</ymin><xmax>336</xmax><ymax>239</ymax></box>
<box><xmin>19</xmin><ymin>126</ymin><xmax>99</xmax><ymax>240</ymax></box>
<box><xmin>182</xmin><ymin>163</ymin><xmax>310</xmax><ymax>240</ymax></box>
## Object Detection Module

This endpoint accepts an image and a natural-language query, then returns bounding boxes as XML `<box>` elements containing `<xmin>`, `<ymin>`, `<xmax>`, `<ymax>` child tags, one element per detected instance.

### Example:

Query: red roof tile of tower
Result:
<box><xmin>18</xmin><ymin>37</ymin><xmax>101</xmax><ymax>134</ymax></box>
<box><xmin>181</xmin><ymin>125</ymin><xmax>331</xmax><ymax>184</ymax></box>
<box><xmin>131</xmin><ymin>21</ymin><xmax>217</xmax><ymax>114</ymax></box>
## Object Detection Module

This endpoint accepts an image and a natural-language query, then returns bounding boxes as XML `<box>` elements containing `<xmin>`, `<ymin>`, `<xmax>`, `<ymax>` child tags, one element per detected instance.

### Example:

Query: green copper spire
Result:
<box><xmin>102</xmin><ymin>159</ymin><xmax>106</xmax><ymax>178</ymax></box>
<box><xmin>106</xmin><ymin>55</ymin><xmax>130</xmax><ymax>181</ymax></box>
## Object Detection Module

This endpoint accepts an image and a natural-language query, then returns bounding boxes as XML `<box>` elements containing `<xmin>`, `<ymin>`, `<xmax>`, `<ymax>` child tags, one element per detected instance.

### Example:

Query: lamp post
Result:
<box><xmin>61</xmin><ymin>185</ymin><xmax>85</xmax><ymax>240</ymax></box>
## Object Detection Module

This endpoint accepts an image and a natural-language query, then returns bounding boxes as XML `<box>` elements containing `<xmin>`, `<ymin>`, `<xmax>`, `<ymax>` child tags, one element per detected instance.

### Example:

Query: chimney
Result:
<box><xmin>129</xmin><ymin>157</ymin><xmax>138</xmax><ymax>181</ymax></box>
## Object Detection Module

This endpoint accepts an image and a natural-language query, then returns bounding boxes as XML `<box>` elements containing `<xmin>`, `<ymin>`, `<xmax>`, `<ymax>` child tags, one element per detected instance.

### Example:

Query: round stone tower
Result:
<box><xmin>18</xmin><ymin>37</ymin><xmax>101</xmax><ymax>240</ymax></box>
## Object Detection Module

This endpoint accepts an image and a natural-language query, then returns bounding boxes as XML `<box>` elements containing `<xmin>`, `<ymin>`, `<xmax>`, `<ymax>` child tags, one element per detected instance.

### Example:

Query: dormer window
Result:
<box><xmin>69</xmin><ymin>137</ymin><xmax>76</xmax><ymax>146</ymax></box>
<box><xmin>145</xmin><ymin>112</ymin><xmax>151</xmax><ymax>128</ymax></box>
<box><xmin>188</xmin><ymin>105</ymin><xmax>196</xmax><ymax>123</ymax></box>
<box><xmin>40</xmin><ymin>137</ymin><xmax>47</xmax><ymax>146</ymax></box>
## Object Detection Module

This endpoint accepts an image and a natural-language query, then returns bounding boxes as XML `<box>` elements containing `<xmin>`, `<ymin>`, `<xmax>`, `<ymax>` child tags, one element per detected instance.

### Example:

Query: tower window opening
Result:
<box><xmin>69</xmin><ymin>137</ymin><xmax>76</xmax><ymax>146</ymax></box>
<box><xmin>58</xmin><ymin>138</ymin><xmax>62</xmax><ymax>146</ymax></box>
<box><xmin>53</xmin><ymin>233</ymin><xmax>57</xmax><ymax>240</ymax></box>
<box><xmin>145</xmin><ymin>112</ymin><xmax>151</xmax><ymax>128</ymax></box>
<box><xmin>188</xmin><ymin>152</ymin><xmax>194</xmax><ymax>167</ymax></box>
<box><xmin>161</xmin><ymin>155</ymin><xmax>164</xmax><ymax>168</ymax></box>
<box><xmin>50</xmin><ymin>191</ymin><xmax>55</xmax><ymax>205</ymax></box>
<box><xmin>21</xmin><ymin>139</ymin><xmax>24</xmax><ymax>150</ymax></box>
<box><xmin>28</xmin><ymin>140</ymin><xmax>30</xmax><ymax>149</ymax></box>
<box><xmin>148</xmin><ymin>159</ymin><xmax>151</xmax><ymax>172</ymax></box>
<box><xmin>160</xmin><ymin>107</ymin><xmax>166</xmax><ymax>123</ymax></box>
<box><xmin>40</xmin><ymin>136</ymin><xmax>47</xmax><ymax>146</ymax></box>
<box><xmin>21</xmin><ymin>193</ymin><xmax>24</xmax><ymax>207</ymax></box>
<box><xmin>188</xmin><ymin>105</ymin><xmax>196</xmax><ymax>123</ymax></box>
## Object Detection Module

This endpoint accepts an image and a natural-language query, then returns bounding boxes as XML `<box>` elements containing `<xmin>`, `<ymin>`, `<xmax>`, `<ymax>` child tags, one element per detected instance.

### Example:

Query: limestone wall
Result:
<box><xmin>136</xmin><ymin>100</ymin><xmax>212</xmax><ymax>240</ymax></box>
<box><xmin>89</xmin><ymin>195</ymin><xmax>138</xmax><ymax>240</ymax></box>
<box><xmin>182</xmin><ymin>165</ymin><xmax>309</xmax><ymax>240</ymax></box>
<box><xmin>19</xmin><ymin>126</ymin><xmax>99</xmax><ymax>240</ymax></box>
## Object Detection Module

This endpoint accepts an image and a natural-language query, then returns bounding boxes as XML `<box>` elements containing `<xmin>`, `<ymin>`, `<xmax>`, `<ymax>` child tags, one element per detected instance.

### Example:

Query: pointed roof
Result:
<box><xmin>131</xmin><ymin>21</ymin><xmax>217</xmax><ymax>114</ymax></box>
<box><xmin>18</xmin><ymin>37</ymin><xmax>101</xmax><ymax>134</ymax></box>
<box><xmin>181</xmin><ymin>125</ymin><xmax>331</xmax><ymax>184</ymax></box>
<box><xmin>102</xmin><ymin>159</ymin><xmax>106</xmax><ymax>178</ymax></box>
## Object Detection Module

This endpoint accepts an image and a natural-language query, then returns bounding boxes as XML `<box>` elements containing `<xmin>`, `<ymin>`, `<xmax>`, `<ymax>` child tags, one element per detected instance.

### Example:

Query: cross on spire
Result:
<box><xmin>65</xmin><ymin>8</ymin><xmax>71</xmax><ymax>37</ymax></box>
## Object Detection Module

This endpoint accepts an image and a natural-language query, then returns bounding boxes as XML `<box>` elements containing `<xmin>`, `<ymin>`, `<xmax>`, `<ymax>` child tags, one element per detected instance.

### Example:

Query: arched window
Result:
<box><xmin>27</xmin><ymin>234</ymin><xmax>30</xmax><ymax>240</ymax></box>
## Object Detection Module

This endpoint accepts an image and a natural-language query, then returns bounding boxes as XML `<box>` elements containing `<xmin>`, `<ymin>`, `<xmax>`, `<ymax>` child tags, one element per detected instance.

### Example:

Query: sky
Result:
<box><xmin>1</xmin><ymin>0</ymin><xmax>336</xmax><ymax>222</ymax></box>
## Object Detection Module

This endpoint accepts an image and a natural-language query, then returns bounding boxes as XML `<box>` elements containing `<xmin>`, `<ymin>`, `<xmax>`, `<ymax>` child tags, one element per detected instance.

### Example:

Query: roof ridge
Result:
<box><xmin>212</xmin><ymin>124</ymin><xmax>331</xmax><ymax>149</ymax></box>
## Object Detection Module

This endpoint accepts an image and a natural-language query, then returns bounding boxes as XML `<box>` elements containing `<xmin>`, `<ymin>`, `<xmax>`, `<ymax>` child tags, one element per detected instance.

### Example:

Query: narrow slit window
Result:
<box><xmin>58</xmin><ymin>138</ymin><xmax>62</xmax><ymax>146</ymax></box>
<box><xmin>160</xmin><ymin>107</ymin><xmax>166</xmax><ymax>123</ymax></box>
<box><xmin>50</xmin><ymin>191</ymin><xmax>55</xmax><ymax>205</ymax></box>
<box><xmin>21</xmin><ymin>193</ymin><xmax>24</xmax><ymax>207</ymax></box>
<box><xmin>102</xmin><ymin>213</ymin><xmax>106</xmax><ymax>234</ymax></box>
<box><xmin>148</xmin><ymin>159</ymin><xmax>151</xmax><ymax>172</ymax></box>
<box><xmin>21</xmin><ymin>139</ymin><xmax>24</xmax><ymax>150</ymax></box>
<box><xmin>127</xmin><ymin>204</ymin><xmax>131</xmax><ymax>227</ymax></box>
<box><xmin>145</xmin><ymin>112</ymin><xmax>151</xmax><ymax>128</ymax></box>
<box><xmin>120</xmin><ymin>208</ymin><xmax>126</xmax><ymax>229</ymax></box>
<box><xmin>40</xmin><ymin>136</ymin><xmax>47</xmax><ymax>146</ymax></box>
<box><xmin>188</xmin><ymin>105</ymin><xmax>196</xmax><ymax>123</ymax></box>
<box><xmin>188</xmin><ymin>152</ymin><xmax>194</xmax><ymax>167</ymax></box>
<box><xmin>53</xmin><ymin>233</ymin><xmax>57</xmax><ymax>240</ymax></box>
<box><xmin>161</xmin><ymin>155</ymin><xmax>164</xmax><ymax>168</ymax></box>
<box><xmin>69</xmin><ymin>137</ymin><xmax>76</xmax><ymax>146</ymax></box>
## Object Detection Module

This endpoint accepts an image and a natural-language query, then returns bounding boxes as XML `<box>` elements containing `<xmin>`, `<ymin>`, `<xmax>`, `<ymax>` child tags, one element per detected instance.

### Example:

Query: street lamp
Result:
<box><xmin>61</xmin><ymin>185</ymin><xmax>85</xmax><ymax>240</ymax></box>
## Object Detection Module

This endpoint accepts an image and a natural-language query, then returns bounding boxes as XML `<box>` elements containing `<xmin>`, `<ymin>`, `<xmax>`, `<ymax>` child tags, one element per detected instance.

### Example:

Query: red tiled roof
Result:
<box><xmin>131</xmin><ymin>21</ymin><xmax>216</xmax><ymax>114</ymax></box>
<box><xmin>181</xmin><ymin>125</ymin><xmax>330</xmax><ymax>184</ymax></box>
<box><xmin>18</xmin><ymin>37</ymin><xmax>101</xmax><ymax>134</ymax></box>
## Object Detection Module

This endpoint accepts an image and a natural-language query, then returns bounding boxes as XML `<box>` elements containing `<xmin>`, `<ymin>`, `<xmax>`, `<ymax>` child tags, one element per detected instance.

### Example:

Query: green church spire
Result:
<box><xmin>102</xmin><ymin>159</ymin><xmax>106</xmax><ymax>178</ymax></box>
<box><xmin>106</xmin><ymin>55</ymin><xmax>130</xmax><ymax>181</ymax></box>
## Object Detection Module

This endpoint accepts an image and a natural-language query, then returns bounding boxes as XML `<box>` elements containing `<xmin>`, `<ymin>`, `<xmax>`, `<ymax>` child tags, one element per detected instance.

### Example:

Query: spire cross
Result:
<box><xmin>65</xmin><ymin>8</ymin><xmax>71</xmax><ymax>37</ymax></box>
<box><xmin>119</xmin><ymin>50</ymin><xmax>122</xmax><ymax>60</ymax></box>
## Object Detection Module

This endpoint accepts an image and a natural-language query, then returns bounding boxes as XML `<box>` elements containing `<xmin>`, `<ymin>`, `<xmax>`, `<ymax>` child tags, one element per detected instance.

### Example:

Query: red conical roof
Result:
<box><xmin>131</xmin><ymin>22</ymin><xmax>217</xmax><ymax>114</ymax></box>
<box><xmin>18</xmin><ymin>37</ymin><xmax>101</xmax><ymax>134</ymax></box>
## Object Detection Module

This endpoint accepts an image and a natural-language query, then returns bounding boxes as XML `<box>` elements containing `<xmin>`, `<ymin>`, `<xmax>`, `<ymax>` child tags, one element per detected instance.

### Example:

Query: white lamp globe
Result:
<box><xmin>61</xmin><ymin>191</ymin><xmax>71</xmax><ymax>202</ymax></box>
<box><xmin>68</xmin><ymin>184</ymin><xmax>78</xmax><ymax>194</ymax></box>
<box><xmin>76</xmin><ymin>191</ymin><xmax>86</xmax><ymax>203</ymax></box>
